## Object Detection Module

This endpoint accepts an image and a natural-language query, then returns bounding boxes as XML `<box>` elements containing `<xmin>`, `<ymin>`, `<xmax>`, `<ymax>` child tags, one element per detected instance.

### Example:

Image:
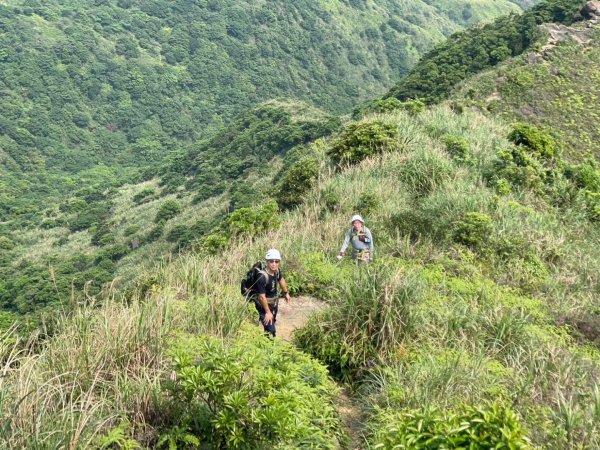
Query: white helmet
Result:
<box><xmin>265</xmin><ymin>248</ymin><xmax>282</xmax><ymax>261</ymax></box>
<box><xmin>350</xmin><ymin>214</ymin><xmax>364</xmax><ymax>224</ymax></box>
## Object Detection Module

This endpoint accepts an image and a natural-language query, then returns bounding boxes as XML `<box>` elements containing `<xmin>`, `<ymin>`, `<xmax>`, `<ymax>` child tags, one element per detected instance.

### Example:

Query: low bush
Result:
<box><xmin>452</xmin><ymin>212</ymin><xmax>493</xmax><ymax>249</ymax></box>
<box><xmin>294</xmin><ymin>265</ymin><xmax>422</xmax><ymax>383</ymax></box>
<box><xmin>368</xmin><ymin>403</ymin><xmax>532</xmax><ymax>449</ymax></box>
<box><xmin>158</xmin><ymin>327</ymin><xmax>342</xmax><ymax>449</ymax></box>
<box><xmin>132</xmin><ymin>188</ymin><xmax>156</xmax><ymax>204</ymax></box>
<box><xmin>355</xmin><ymin>191</ymin><xmax>380</xmax><ymax>217</ymax></box>
<box><xmin>327</xmin><ymin>120</ymin><xmax>400</xmax><ymax>166</ymax></box>
<box><xmin>352</xmin><ymin>98</ymin><xmax>425</xmax><ymax>118</ymax></box>
<box><xmin>275</xmin><ymin>156</ymin><xmax>320</xmax><ymax>210</ymax></box>
<box><xmin>442</xmin><ymin>134</ymin><xmax>471</xmax><ymax>163</ymax></box>
<box><xmin>396</xmin><ymin>149</ymin><xmax>454</xmax><ymax>196</ymax></box>
<box><xmin>154</xmin><ymin>200</ymin><xmax>182</xmax><ymax>223</ymax></box>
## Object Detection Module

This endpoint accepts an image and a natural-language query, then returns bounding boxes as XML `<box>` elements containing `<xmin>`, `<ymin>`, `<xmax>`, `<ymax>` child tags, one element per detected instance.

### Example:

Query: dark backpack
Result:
<box><xmin>240</xmin><ymin>261</ymin><xmax>267</xmax><ymax>299</ymax></box>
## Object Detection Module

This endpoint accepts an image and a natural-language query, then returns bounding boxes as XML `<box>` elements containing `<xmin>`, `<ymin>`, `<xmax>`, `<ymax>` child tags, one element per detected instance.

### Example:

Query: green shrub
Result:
<box><xmin>327</xmin><ymin>120</ymin><xmax>400</xmax><ymax>166</ymax></box>
<box><xmin>368</xmin><ymin>403</ymin><xmax>532</xmax><ymax>449</ymax></box>
<box><xmin>154</xmin><ymin>200</ymin><xmax>182</xmax><ymax>223</ymax></box>
<box><xmin>159</xmin><ymin>327</ymin><xmax>342</xmax><ymax>449</ymax></box>
<box><xmin>123</xmin><ymin>225</ymin><xmax>140</xmax><ymax>236</ymax></box>
<box><xmin>95</xmin><ymin>244</ymin><xmax>129</xmax><ymax>262</ymax></box>
<box><xmin>0</xmin><ymin>236</ymin><xmax>14</xmax><ymax>250</ymax></box>
<box><xmin>144</xmin><ymin>222</ymin><xmax>164</xmax><ymax>243</ymax></box>
<box><xmin>397</xmin><ymin>150</ymin><xmax>454</xmax><ymax>197</ymax></box>
<box><xmin>508</xmin><ymin>123</ymin><xmax>555</xmax><ymax>158</ymax></box>
<box><xmin>453</xmin><ymin>212</ymin><xmax>493</xmax><ymax>249</ymax></box>
<box><xmin>166</xmin><ymin>225</ymin><xmax>188</xmax><ymax>243</ymax></box>
<box><xmin>132</xmin><ymin>188</ymin><xmax>156</xmax><ymax>204</ymax></box>
<box><xmin>294</xmin><ymin>265</ymin><xmax>421</xmax><ymax>383</ymax></box>
<box><xmin>353</xmin><ymin>98</ymin><xmax>425</xmax><ymax>118</ymax></box>
<box><xmin>320</xmin><ymin>187</ymin><xmax>341</xmax><ymax>212</ymax></box>
<box><xmin>275</xmin><ymin>156</ymin><xmax>320</xmax><ymax>210</ymax></box>
<box><xmin>356</xmin><ymin>191</ymin><xmax>379</xmax><ymax>217</ymax></box>
<box><xmin>491</xmin><ymin>125</ymin><xmax>565</xmax><ymax>200</ymax></box>
<box><xmin>69</xmin><ymin>202</ymin><xmax>112</xmax><ymax>232</ymax></box>
<box><xmin>442</xmin><ymin>134</ymin><xmax>471</xmax><ymax>162</ymax></box>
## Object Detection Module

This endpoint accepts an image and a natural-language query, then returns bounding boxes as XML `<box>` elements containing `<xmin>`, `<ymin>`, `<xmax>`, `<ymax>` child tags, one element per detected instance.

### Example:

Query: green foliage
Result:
<box><xmin>167</xmin><ymin>101</ymin><xmax>339</xmax><ymax>200</ymax></box>
<box><xmin>453</xmin><ymin>212</ymin><xmax>493</xmax><ymax>248</ymax></box>
<box><xmin>295</xmin><ymin>265</ymin><xmax>422</xmax><ymax>382</ymax></box>
<box><xmin>327</xmin><ymin>120</ymin><xmax>400</xmax><ymax>166</ymax></box>
<box><xmin>387</xmin><ymin>0</ymin><xmax>586</xmax><ymax>103</ymax></box>
<box><xmin>508</xmin><ymin>123</ymin><xmax>555</xmax><ymax>158</ymax></box>
<box><xmin>490</xmin><ymin>124</ymin><xmax>564</xmax><ymax>198</ymax></box>
<box><xmin>200</xmin><ymin>200</ymin><xmax>280</xmax><ymax>255</ymax></box>
<box><xmin>352</xmin><ymin>98</ymin><xmax>425</xmax><ymax>118</ymax></box>
<box><xmin>0</xmin><ymin>236</ymin><xmax>14</xmax><ymax>250</ymax></box>
<box><xmin>132</xmin><ymin>188</ymin><xmax>156</xmax><ymax>205</ymax></box>
<box><xmin>154</xmin><ymin>200</ymin><xmax>182</xmax><ymax>223</ymax></box>
<box><xmin>69</xmin><ymin>202</ymin><xmax>112</xmax><ymax>232</ymax></box>
<box><xmin>275</xmin><ymin>156</ymin><xmax>320</xmax><ymax>210</ymax></box>
<box><xmin>123</xmin><ymin>225</ymin><xmax>140</xmax><ymax>237</ymax></box>
<box><xmin>96</xmin><ymin>420</ymin><xmax>141</xmax><ymax>450</ymax></box>
<box><xmin>442</xmin><ymin>134</ymin><xmax>472</xmax><ymax>162</ymax></box>
<box><xmin>368</xmin><ymin>403</ymin><xmax>532</xmax><ymax>449</ymax></box>
<box><xmin>356</xmin><ymin>191</ymin><xmax>380</xmax><ymax>217</ymax></box>
<box><xmin>159</xmin><ymin>327</ymin><xmax>342</xmax><ymax>449</ymax></box>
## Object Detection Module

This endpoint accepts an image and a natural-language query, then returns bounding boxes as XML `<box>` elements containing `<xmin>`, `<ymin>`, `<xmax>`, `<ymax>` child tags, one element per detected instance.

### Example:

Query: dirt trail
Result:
<box><xmin>276</xmin><ymin>295</ymin><xmax>327</xmax><ymax>342</ymax></box>
<box><xmin>276</xmin><ymin>295</ymin><xmax>364</xmax><ymax>449</ymax></box>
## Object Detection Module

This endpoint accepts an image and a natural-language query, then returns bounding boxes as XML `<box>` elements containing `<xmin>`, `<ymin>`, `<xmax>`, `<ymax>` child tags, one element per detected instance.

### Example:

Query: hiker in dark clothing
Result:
<box><xmin>337</xmin><ymin>214</ymin><xmax>374</xmax><ymax>263</ymax></box>
<box><xmin>251</xmin><ymin>248</ymin><xmax>292</xmax><ymax>337</ymax></box>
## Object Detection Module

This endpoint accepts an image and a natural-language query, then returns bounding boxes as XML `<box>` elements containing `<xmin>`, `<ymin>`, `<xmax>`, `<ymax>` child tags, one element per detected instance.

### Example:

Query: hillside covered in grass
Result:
<box><xmin>0</xmin><ymin>0</ymin><xmax>528</xmax><ymax>225</ymax></box>
<box><xmin>0</xmin><ymin>100</ymin><xmax>336</xmax><ymax>328</ymax></box>
<box><xmin>2</xmin><ymin>104</ymin><xmax>599</xmax><ymax>448</ymax></box>
<box><xmin>450</xmin><ymin>19</ymin><xmax>600</xmax><ymax>160</ymax></box>
<box><xmin>385</xmin><ymin>0</ymin><xmax>587</xmax><ymax>104</ymax></box>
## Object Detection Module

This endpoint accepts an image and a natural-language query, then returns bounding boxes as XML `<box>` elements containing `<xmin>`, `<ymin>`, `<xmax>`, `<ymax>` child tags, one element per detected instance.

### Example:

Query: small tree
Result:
<box><xmin>155</xmin><ymin>200</ymin><xmax>182</xmax><ymax>223</ymax></box>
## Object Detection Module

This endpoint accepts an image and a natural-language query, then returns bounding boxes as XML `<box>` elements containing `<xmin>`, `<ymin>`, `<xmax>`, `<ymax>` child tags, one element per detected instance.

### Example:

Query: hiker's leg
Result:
<box><xmin>258</xmin><ymin>300</ymin><xmax>278</xmax><ymax>337</ymax></box>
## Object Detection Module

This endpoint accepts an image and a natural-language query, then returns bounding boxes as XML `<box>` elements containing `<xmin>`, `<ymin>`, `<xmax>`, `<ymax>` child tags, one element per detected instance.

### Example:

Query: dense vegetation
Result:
<box><xmin>3</xmin><ymin>0</ymin><xmax>600</xmax><ymax>448</ymax></box>
<box><xmin>3</xmin><ymin>105</ymin><xmax>599</xmax><ymax>448</ymax></box>
<box><xmin>0</xmin><ymin>100</ymin><xmax>333</xmax><ymax>329</ymax></box>
<box><xmin>386</xmin><ymin>0</ymin><xmax>587</xmax><ymax>103</ymax></box>
<box><xmin>0</xmin><ymin>0</ymin><xmax>526</xmax><ymax>226</ymax></box>
<box><xmin>451</xmin><ymin>25</ymin><xmax>600</xmax><ymax>160</ymax></box>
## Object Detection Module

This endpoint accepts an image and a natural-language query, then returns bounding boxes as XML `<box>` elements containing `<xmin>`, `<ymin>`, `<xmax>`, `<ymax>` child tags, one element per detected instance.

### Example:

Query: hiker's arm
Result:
<box><xmin>258</xmin><ymin>293</ymin><xmax>274</xmax><ymax>325</ymax></box>
<box><xmin>279</xmin><ymin>278</ymin><xmax>291</xmax><ymax>303</ymax></box>
<box><xmin>339</xmin><ymin>230</ymin><xmax>351</xmax><ymax>256</ymax></box>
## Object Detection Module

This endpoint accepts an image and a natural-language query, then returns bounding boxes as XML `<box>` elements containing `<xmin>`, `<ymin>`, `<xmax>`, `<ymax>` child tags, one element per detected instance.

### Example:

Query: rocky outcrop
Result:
<box><xmin>531</xmin><ymin>2</ymin><xmax>600</xmax><ymax>60</ymax></box>
<box><xmin>582</xmin><ymin>0</ymin><xmax>600</xmax><ymax>22</ymax></box>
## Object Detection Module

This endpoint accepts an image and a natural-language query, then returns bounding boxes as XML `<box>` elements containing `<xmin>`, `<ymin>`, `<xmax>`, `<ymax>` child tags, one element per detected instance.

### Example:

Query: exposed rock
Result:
<box><xmin>526</xmin><ymin>52</ymin><xmax>542</xmax><ymax>64</ymax></box>
<box><xmin>582</xmin><ymin>0</ymin><xmax>600</xmax><ymax>21</ymax></box>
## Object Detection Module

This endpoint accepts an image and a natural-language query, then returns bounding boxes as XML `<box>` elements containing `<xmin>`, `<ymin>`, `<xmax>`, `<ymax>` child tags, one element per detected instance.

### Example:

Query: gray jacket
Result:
<box><xmin>340</xmin><ymin>227</ymin><xmax>374</xmax><ymax>256</ymax></box>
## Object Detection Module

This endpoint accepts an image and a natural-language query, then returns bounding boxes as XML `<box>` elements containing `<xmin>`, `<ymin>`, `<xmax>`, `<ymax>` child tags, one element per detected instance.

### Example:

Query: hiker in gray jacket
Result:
<box><xmin>337</xmin><ymin>214</ymin><xmax>374</xmax><ymax>263</ymax></box>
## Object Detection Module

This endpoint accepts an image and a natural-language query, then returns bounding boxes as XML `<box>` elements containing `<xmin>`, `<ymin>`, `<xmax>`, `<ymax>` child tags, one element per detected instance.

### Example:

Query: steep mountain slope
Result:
<box><xmin>385</xmin><ymin>0</ymin><xmax>587</xmax><ymax>103</ymax></box>
<box><xmin>0</xmin><ymin>0</ymin><xmax>527</xmax><ymax>223</ymax></box>
<box><xmin>2</xmin><ymin>105</ymin><xmax>599</xmax><ymax>449</ymax></box>
<box><xmin>0</xmin><ymin>100</ymin><xmax>335</xmax><ymax>325</ymax></box>
<box><xmin>451</xmin><ymin>15</ymin><xmax>600</xmax><ymax>159</ymax></box>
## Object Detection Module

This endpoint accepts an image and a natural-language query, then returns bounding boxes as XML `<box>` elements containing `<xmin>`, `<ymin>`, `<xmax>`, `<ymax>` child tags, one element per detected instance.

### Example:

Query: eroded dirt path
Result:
<box><xmin>276</xmin><ymin>295</ymin><xmax>327</xmax><ymax>342</ymax></box>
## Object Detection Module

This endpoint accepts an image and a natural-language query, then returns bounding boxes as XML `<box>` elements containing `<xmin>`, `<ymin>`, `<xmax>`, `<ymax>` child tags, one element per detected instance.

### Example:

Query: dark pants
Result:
<box><xmin>251</xmin><ymin>296</ymin><xmax>279</xmax><ymax>337</ymax></box>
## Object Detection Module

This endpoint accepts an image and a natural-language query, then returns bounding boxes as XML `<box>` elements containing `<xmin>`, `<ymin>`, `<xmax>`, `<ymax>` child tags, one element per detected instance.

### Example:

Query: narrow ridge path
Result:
<box><xmin>277</xmin><ymin>295</ymin><xmax>365</xmax><ymax>449</ymax></box>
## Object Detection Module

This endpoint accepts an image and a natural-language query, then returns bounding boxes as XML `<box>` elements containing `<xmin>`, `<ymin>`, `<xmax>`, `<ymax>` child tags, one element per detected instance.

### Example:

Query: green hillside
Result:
<box><xmin>0</xmin><ymin>100</ymin><xmax>336</xmax><ymax>327</ymax></box>
<box><xmin>0</xmin><ymin>0</ymin><xmax>526</xmax><ymax>224</ymax></box>
<box><xmin>385</xmin><ymin>0</ymin><xmax>587</xmax><ymax>104</ymax></box>
<box><xmin>2</xmin><ymin>105</ymin><xmax>599</xmax><ymax>449</ymax></box>
<box><xmin>451</xmin><ymin>23</ymin><xmax>600</xmax><ymax>160</ymax></box>
<box><xmin>2</xmin><ymin>0</ymin><xmax>600</xmax><ymax>448</ymax></box>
